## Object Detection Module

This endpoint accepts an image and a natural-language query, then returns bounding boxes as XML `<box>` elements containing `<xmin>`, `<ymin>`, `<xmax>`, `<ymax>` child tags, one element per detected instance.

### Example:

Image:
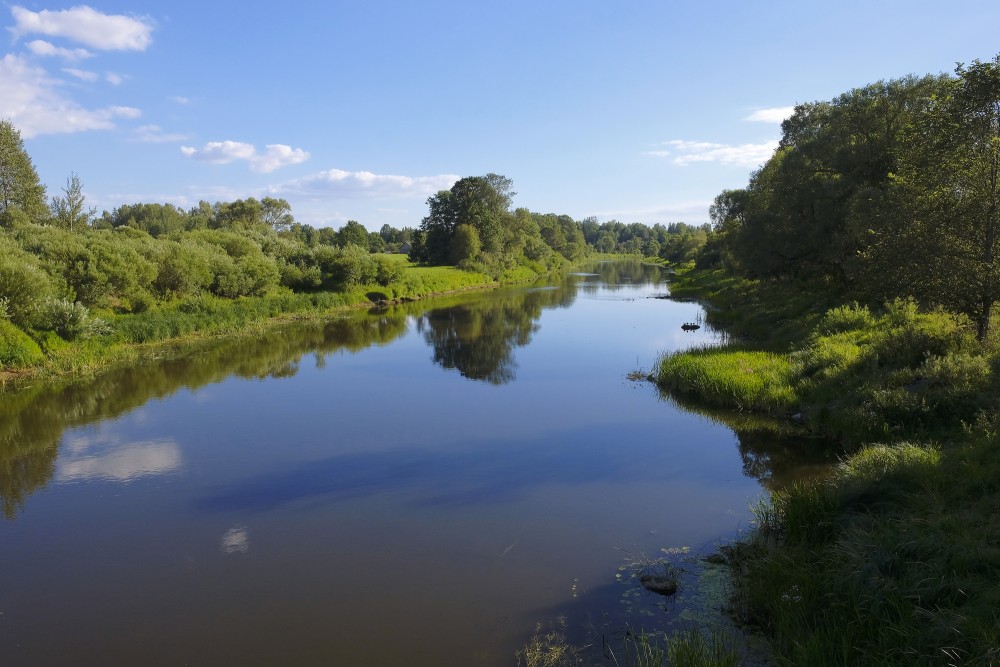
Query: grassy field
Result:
<box><xmin>655</xmin><ymin>267</ymin><xmax>1000</xmax><ymax>666</ymax></box>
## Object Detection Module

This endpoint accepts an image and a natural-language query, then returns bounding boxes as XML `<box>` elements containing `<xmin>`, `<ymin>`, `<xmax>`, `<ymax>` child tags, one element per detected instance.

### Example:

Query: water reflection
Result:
<box><xmin>220</xmin><ymin>526</ymin><xmax>250</xmax><ymax>554</ymax></box>
<box><xmin>56</xmin><ymin>434</ymin><xmax>182</xmax><ymax>483</ymax></box>
<box><xmin>0</xmin><ymin>260</ymin><xmax>840</xmax><ymax>666</ymax></box>
<box><xmin>197</xmin><ymin>422</ymin><xmax>678</xmax><ymax>513</ymax></box>
<box><xmin>659</xmin><ymin>392</ymin><xmax>840</xmax><ymax>489</ymax></box>
<box><xmin>0</xmin><ymin>260</ymin><xmax>815</xmax><ymax>523</ymax></box>
<box><xmin>0</xmin><ymin>314</ymin><xmax>412</xmax><ymax>518</ymax></box>
<box><xmin>417</xmin><ymin>284</ymin><xmax>572</xmax><ymax>384</ymax></box>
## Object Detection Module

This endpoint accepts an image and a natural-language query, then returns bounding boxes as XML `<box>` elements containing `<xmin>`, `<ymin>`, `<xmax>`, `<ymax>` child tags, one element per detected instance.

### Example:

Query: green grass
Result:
<box><xmin>657</xmin><ymin>347</ymin><xmax>797</xmax><ymax>413</ymax></box>
<box><xmin>658</xmin><ymin>266</ymin><xmax>1000</xmax><ymax>667</ymax></box>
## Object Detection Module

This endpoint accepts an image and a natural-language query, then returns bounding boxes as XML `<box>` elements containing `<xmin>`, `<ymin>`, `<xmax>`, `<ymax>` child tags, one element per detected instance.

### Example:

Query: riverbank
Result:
<box><xmin>0</xmin><ymin>258</ymin><xmax>543</xmax><ymax>391</ymax></box>
<box><xmin>655</xmin><ymin>267</ymin><xmax>1000</xmax><ymax>665</ymax></box>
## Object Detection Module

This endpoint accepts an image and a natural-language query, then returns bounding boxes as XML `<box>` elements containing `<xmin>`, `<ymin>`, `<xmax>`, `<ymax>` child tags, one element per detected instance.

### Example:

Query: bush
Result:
<box><xmin>153</xmin><ymin>241</ymin><xmax>214</xmax><ymax>297</ymax></box>
<box><xmin>818</xmin><ymin>303</ymin><xmax>876</xmax><ymax>334</ymax></box>
<box><xmin>0</xmin><ymin>248</ymin><xmax>56</xmax><ymax>327</ymax></box>
<box><xmin>0</xmin><ymin>318</ymin><xmax>44</xmax><ymax>367</ymax></box>
<box><xmin>374</xmin><ymin>255</ymin><xmax>405</xmax><ymax>286</ymax></box>
<box><xmin>40</xmin><ymin>298</ymin><xmax>110</xmax><ymax>341</ymax></box>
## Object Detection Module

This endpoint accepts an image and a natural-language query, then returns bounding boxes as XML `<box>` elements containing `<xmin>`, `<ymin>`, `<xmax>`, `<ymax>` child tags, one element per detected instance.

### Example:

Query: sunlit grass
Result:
<box><xmin>656</xmin><ymin>346</ymin><xmax>797</xmax><ymax>413</ymax></box>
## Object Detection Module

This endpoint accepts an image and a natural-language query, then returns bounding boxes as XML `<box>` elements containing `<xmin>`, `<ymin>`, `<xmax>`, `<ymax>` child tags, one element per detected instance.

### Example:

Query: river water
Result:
<box><xmin>0</xmin><ymin>261</ymin><xmax>827</xmax><ymax>665</ymax></box>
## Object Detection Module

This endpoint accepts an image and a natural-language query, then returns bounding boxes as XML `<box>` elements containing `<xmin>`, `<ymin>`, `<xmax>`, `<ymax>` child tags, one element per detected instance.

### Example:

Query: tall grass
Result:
<box><xmin>656</xmin><ymin>346</ymin><xmax>797</xmax><ymax>413</ymax></box>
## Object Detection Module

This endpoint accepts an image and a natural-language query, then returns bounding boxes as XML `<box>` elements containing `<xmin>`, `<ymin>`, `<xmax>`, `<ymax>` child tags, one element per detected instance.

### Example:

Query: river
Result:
<box><xmin>0</xmin><ymin>261</ymin><xmax>829</xmax><ymax>665</ymax></box>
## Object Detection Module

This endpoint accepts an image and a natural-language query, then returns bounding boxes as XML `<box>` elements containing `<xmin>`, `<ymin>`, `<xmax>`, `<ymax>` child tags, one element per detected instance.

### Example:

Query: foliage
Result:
<box><xmin>0</xmin><ymin>239</ymin><xmax>56</xmax><ymax>327</ymax></box>
<box><xmin>0</xmin><ymin>317</ymin><xmax>44</xmax><ymax>367</ymax></box>
<box><xmin>0</xmin><ymin>120</ymin><xmax>47</xmax><ymax>224</ymax></box>
<box><xmin>40</xmin><ymin>298</ymin><xmax>110</xmax><ymax>341</ymax></box>
<box><xmin>660</xmin><ymin>265</ymin><xmax>1000</xmax><ymax>667</ymax></box>
<box><xmin>49</xmin><ymin>172</ymin><xmax>95</xmax><ymax>231</ymax></box>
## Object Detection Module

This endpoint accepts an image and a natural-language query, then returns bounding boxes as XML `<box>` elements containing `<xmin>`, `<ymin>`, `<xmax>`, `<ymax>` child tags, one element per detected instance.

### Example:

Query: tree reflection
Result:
<box><xmin>0</xmin><ymin>260</ymin><xmax>662</xmax><ymax>516</ymax></box>
<box><xmin>416</xmin><ymin>277</ymin><xmax>578</xmax><ymax>384</ymax></box>
<box><xmin>0</xmin><ymin>310</ymin><xmax>411</xmax><ymax>519</ymax></box>
<box><xmin>657</xmin><ymin>390</ymin><xmax>840</xmax><ymax>489</ymax></box>
<box><xmin>578</xmin><ymin>260</ymin><xmax>665</xmax><ymax>295</ymax></box>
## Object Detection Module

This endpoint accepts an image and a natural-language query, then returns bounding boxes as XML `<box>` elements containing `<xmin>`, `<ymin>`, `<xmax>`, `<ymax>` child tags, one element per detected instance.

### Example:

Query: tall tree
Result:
<box><xmin>0</xmin><ymin>120</ymin><xmax>47</xmax><ymax>224</ymax></box>
<box><xmin>414</xmin><ymin>174</ymin><xmax>516</xmax><ymax>265</ymax></box>
<box><xmin>261</xmin><ymin>197</ymin><xmax>294</xmax><ymax>232</ymax></box>
<box><xmin>337</xmin><ymin>220</ymin><xmax>370</xmax><ymax>249</ymax></box>
<box><xmin>50</xmin><ymin>172</ymin><xmax>96</xmax><ymax>231</ymax></box>
<box><xmin>890</xmin><ymin>58</ymin><xmax>1000</xmax><ymax>340</ymax></box>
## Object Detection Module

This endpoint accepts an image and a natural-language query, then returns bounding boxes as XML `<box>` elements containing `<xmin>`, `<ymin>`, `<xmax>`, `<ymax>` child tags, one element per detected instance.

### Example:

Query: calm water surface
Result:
<box><xmin>0</xmin><ymin>261</ymin><xmax>827</xmax><ymax>665</ymax></box>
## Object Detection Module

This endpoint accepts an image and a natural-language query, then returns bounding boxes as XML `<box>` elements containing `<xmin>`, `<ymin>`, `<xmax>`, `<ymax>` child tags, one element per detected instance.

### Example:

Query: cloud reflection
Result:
<box><xmin>220</xmin><ymin>526</ymin><xmax>249</xmax><ymax>554</ymax></box>
<box><xmin>56</xmin><ymin>435</ymin><xmax>182</xmax><ymax>482</ymax></box>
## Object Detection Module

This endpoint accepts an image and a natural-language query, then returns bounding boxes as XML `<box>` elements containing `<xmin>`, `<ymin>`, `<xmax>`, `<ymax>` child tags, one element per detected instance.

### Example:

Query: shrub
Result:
<box><xmin>40</xmin><ymin>298</ymin><xmax>110</xmax><ymax>341</ymax></box>
<box><xmin>818</xmin><ymin>303</ymin><xmax>876</xmax><ymax>334</ymax></box>
<box><xmin>0</xmin><ymin>317</ymin><xmax>44</xmax><ymax>367</ymax></box>
<box><xmin>0</xmin><ymin>248</ymin><xmax>56</xmax><ymax>327</ymax></box>
<box><xmin>374</xmin><ymin>255</ymin><xmax>405</xmax><ymax>286</ymax></box>
<box><xmin>153</xmin><ymin>240</ymin><xmax>215</xmax><ymax>297</ymax></box>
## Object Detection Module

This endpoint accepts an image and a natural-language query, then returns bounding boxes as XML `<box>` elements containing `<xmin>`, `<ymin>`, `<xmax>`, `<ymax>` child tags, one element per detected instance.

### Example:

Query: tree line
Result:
<box><xmin>703</xmin><ymin>55</ymin><xmax>1000</xmax><ymax>340</ymax></box>
<box><xmin>0</xmin><ymin>117</ymin><xmax>705</xmax><ymax>350</ymax></box>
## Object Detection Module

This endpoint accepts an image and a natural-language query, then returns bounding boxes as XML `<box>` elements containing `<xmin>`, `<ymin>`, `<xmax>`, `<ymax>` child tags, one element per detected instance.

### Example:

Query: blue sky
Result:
<box><xmin>4</xmin><ymin>1</ymin><xmax>1000</xmax><ymax>232</ymax></box>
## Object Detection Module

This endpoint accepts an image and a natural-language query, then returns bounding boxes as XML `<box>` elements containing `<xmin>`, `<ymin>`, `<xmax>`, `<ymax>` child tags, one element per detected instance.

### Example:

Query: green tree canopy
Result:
<box><xmin>0</xmin><ymin>120</ymin><xmax>47</xmax><ymax>224</ymax></box>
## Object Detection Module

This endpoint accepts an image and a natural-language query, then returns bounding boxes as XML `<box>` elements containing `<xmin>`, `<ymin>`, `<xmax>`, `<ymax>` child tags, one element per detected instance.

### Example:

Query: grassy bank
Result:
<box><xmin>655</xmin><ymin>267</ymin><xmax>1000</xmax><ymax>666</ymax></box>
<box><xmin>0</xmin><ymin>256</ymin><xmax>541</xmax><ymax>389</ymax></box>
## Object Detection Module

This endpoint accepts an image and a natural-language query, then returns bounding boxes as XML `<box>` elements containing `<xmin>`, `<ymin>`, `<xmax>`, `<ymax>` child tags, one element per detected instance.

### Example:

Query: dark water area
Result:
<box><xmin>0</xmin><ymin>261</ymin><xmax>833</xmax><ymax>665</ymax></box>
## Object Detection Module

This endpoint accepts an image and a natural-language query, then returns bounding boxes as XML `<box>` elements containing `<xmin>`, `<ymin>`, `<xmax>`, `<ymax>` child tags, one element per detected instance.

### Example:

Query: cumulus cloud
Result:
<box><xmin>10</xmin><ymin>5</ymin><xmax>153</xmax><ymax>51</ymax></box>
<box><xmin>26</xmin><ymin>38</ymin><xmax>91</xmax><ymax>60</ymax></box>
<box><xmin>252</xmin><ymin>144</ymin><xmax>311</xmax><ymax>173</ymax></box>
<box><xmin>647</xmin><ymin>139</ymin><xmax>778</xmax><ymax>167</ymax></box>
<box><xmin>744</xmin><ymin>106</ymin><xmax>795</xmax><ymax>123</ymax></box>
<box><xmin>106</xmin><ymin>72</ymin><xmax>124</xmax><ymax>85</ymax></box>
<box><xmin>0</xmin><ymin>54</ymin><xmax>140</xmax><ymax>136</ymax></box>
<box><xmin>181</xmin><ymin>140</ymin><xmax>255</xmax><ymax>163</ymax></box>
<box><xmin>272</xmin><ymin>168</ymin><xmax>459</xmax><ymax>199</ymax></box>
<box><xmin>180</xmin><ymin>140</ymin><xmax>310</xmax><ymax>173</ymax></box>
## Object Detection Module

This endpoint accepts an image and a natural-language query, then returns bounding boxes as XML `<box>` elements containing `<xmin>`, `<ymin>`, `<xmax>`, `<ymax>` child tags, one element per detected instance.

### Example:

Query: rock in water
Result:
<box><xmin>639</xmin><ymin>575</ymin><xmax>677</xmax><ymax>596</ymax></box>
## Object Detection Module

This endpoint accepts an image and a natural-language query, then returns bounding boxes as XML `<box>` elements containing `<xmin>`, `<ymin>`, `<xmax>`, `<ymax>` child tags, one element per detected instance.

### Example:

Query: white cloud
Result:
<box><xmin>63</xmin><ymin>67</ymin><xmax>98</xmax><ymax>82</ymax></box>
<box><xmin>10</xmin><ymin>5</ymin><xmax>153</xmax><ymax>51</ymax></box>
<box><xmin>134</xmin><ymin>124</ymin><xmax>189</xmax><ymax>143</ymax></box>
<box><xmin>0</xmin><ymin>54</ymin><xmax>140</xmax><ymax>137</ymax></box>
<box><xmin>170</xmin><ymin>95</ymin><xmax>191</xmax><ymax>105</ymax></box>
<box><xmin>744</xmin><ymin>106</ymin><xmax>795</xmax><ymax>123</ymax></box>
<box><xmin>26</xmin><ymin>38</ymin><xmax>91</xmax><ymax>60</ymax></box>
<box><xmin>272</xmin><ymin>168</ymin><xmax>459</xmax><ymax>199</ymax></box>
<box><xmin>106</xmin><ymin>72</ymin><xmax>124</xmax><ymax>86</ymax></box>
<box><xmin>108</xmin><ymin>105</ymin><xmax>141</xmax><ymax>119</ymax></box>
<box><xmin>591</xmin><ymin>200</ymin><xmax>713</xmax><ymax>224</ymax></box>
<box><xmin>181</xmin><ymin>140</ymin><xmax>310</xmax><ymax>173</ymax></box>
<box><xmin>181</xmin><ymin>140</ymin><xmax>255</xmax><ymax>163</ymax></box>
<box><xmin>647</xmin><ymin>139</ymin><xmax>778</xmax><ymax>167</ymax></box>
<box><xmin>252</xmin><ymin>144</ymin><xmax>311</xmax><ymax>173</ymax></box>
